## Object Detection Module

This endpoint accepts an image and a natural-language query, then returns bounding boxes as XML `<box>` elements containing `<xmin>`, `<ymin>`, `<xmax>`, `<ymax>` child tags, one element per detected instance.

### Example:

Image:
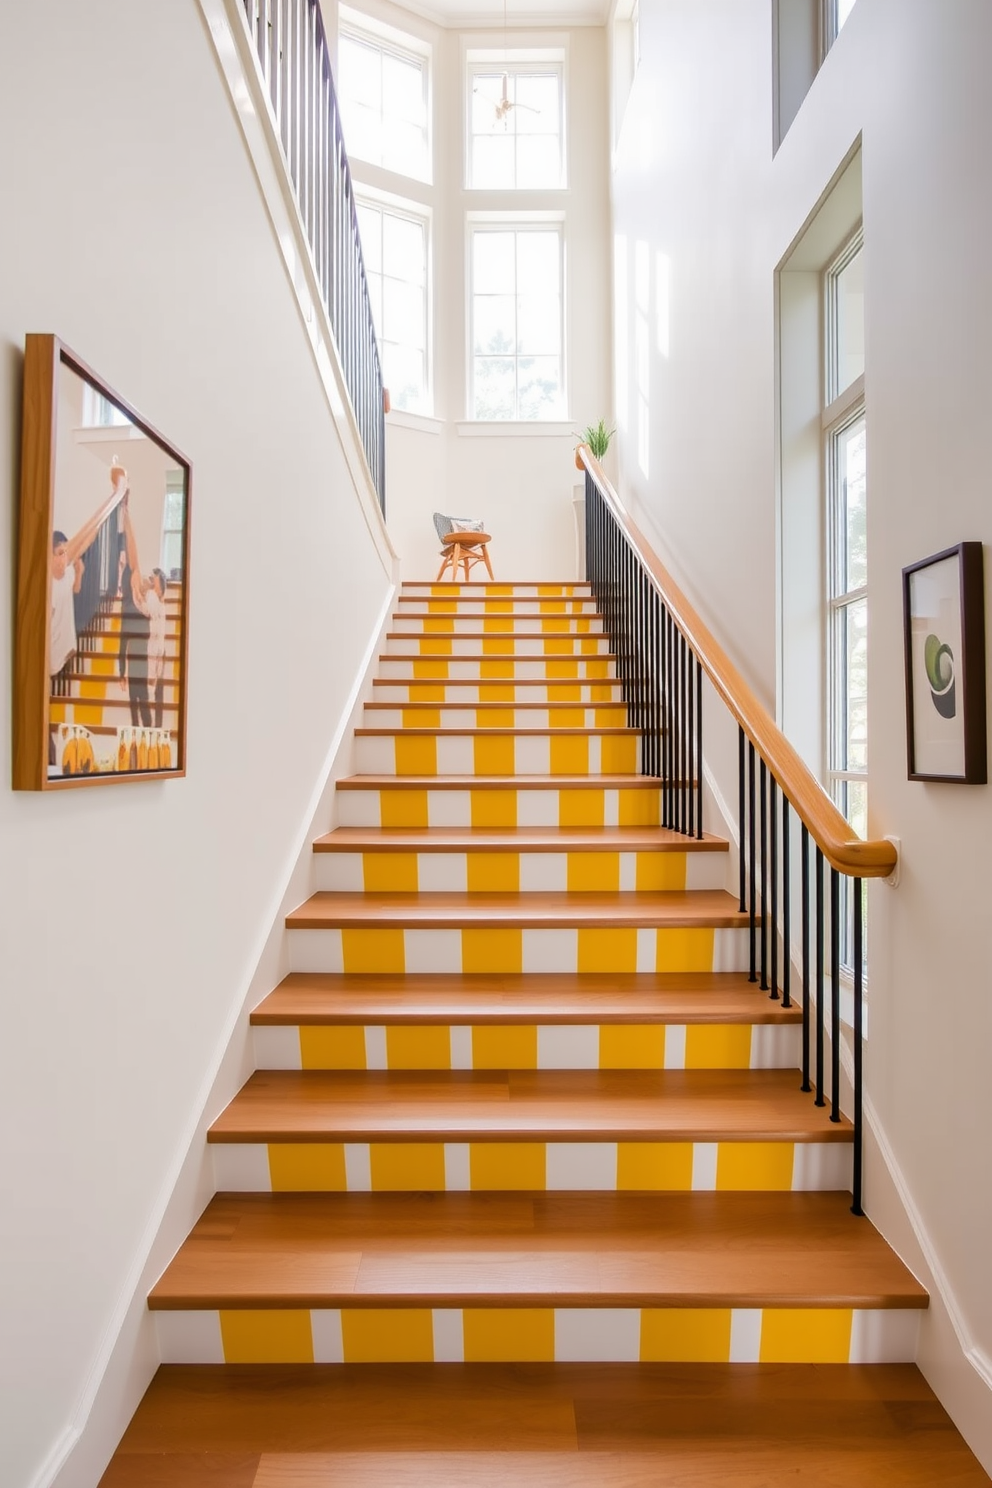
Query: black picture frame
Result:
<box><xmin>902</xmin><ymin>543</ymin><xmax>986</xmax><ymax>784</ymax></box>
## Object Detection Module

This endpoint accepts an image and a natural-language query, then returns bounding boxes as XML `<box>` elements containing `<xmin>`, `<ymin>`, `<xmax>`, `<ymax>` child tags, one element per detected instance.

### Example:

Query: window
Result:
<box><xmin>338</xmin><ymin>22</ymin><xmax>429</xmax><ymax>181</ymax></box>
<box><xmin>161</xmin><ymin>471</ymin><xmax>185</xmax><ymax>579</ymax></box>
<box><xmin>356</xmin><ymin>197</ymin><xmax>429</xmax><ymax>415</ymax></box>
<box><xmin>81</xmin><ymin>386</ymin><xmax>129</xmax><ymax>427</ymax></box>
<box><xmin>468</xmin><ymin>59</ymin><xmax>564</xmax><ymax>190</ymax></box>
<box><xmin>824</xmin><ymin>232</ymin><xmax>865</xmax><ymax>968</ymax></box>
<box><xmin>822</xmin><ymin>0</ymin><xmax>857</xmax><ymax>55</ymax></box>
<box><xmin>469</xmin><ymin>224</ymin><xmax>564</xmax><ymax>420</ymax></box>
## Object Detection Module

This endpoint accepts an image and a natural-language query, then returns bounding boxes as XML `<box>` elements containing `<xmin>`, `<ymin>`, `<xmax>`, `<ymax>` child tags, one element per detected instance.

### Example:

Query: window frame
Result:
<box><xmin>354</xmin><ymin>190</ymin><xmax>433</xmax><ymax>418</ymax></box>
<box><xmin>337</xmin><ymin>15</ymin><xmax>432</xmax><ymax>183</ymax></box>
<box><xmin>466</xmin><ymin>215</ymin><xmax>567</xmax><ymax>423</ymax></box>
<box><xmin>465</xmin><ymin>51</ymin><xmax>567</xmax><ymax>192</ymax></box>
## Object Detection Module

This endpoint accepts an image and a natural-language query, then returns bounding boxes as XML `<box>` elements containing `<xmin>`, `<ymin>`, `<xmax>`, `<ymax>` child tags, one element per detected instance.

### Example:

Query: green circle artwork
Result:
<box><xmin>924</xmin><ymin>633</ymin><xmax>956</xmax><ymax>719</ymax></box>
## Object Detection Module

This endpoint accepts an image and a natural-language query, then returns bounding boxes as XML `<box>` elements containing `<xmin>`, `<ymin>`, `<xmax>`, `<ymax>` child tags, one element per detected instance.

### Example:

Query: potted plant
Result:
<box><xmin>574</xmin><ymin>418</ymin><xmax>615</xmax><ymax>468</ymax></box>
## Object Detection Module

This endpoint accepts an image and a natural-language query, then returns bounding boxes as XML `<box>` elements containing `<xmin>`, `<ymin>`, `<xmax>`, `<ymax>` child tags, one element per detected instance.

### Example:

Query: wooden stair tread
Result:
<box><xmin>337</xmin><ymin>774</ymin><xmax>669</xmax><ymax>791</ymax></box>
<box><xmin>381</xmin><ymin>652</ymin><xmax>617</xmax><ymax>662</ymax></box>
<box><xmin>286</xmin><ymin>890</ymin><xmax>745</xmax><ymax>930</ymax></box>
<box><xmin>364</xmin><ymin>700</ymin><xmax>625</xmax><ymax>710</ymax></box>
<box><xmin>312</xmin><ymin>827</ymin><xmax>728</xmax><ymax>853</ymax></box>
<box><xmin>208</xmin><ymin>1068</ymin><xmax>849</xmax><ymax>1144</ymax></box>
<box><xmin>372</xmin><ymin>678</ymin><xmax>621</xmax><ymax>689</ymax></box>
<box><xmin>252</xmin><ymin>971</ymin><xmax>798</xmax><ymax>1026</ymax></box>
<box><xmin>355</xmin><ymin>727</ymin><xmax>640</xmax><ymax>737</ymax></box>
<box><xmin>148</xmin><ymin>1192</ymin><xmax>927</xmax><ymax>1310</ymax></box>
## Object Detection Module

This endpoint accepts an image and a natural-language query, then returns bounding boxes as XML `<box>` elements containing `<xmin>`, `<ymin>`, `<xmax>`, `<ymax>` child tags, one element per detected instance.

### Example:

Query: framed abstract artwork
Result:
<box><xmin>13</xmin><ymin>334</ymin><xmax>191</xmax><ymax>789</ymax></box>
<box><xmin>902</xmin><ymin>543</ymin><xmax>986</xmax><ymax>784</ymax></box>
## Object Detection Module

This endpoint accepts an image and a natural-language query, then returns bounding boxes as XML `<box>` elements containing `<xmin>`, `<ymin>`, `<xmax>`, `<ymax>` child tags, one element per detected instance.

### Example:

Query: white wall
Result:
<box><xmin>611</xmin><ymin>0</ymin><xmax>992</xmax><ymax>1470</ymax></box>
<box><xmin>343</xmin><ymin>0</ymin><xmax>612</xmax><ymax>580</ymax></box>
<box><xmin>0</xmin><ymin>3</ymin><xmax>392</xmax><ymax>1484</ymax></box>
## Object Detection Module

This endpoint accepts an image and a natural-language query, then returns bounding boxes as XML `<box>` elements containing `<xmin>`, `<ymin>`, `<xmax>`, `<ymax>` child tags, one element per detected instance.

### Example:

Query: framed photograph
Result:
<box><xmin>14</xmin><ymin>335</ymin><xmax>191</xmax><ymax>789</ymax></box>
<box><xmin>903</xmin><ymin>543</ymin><xmax>986</xmax><ymax>784</ymax></box>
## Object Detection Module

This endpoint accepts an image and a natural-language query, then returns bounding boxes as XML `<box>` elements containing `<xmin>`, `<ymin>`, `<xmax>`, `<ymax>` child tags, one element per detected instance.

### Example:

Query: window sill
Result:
<box><xmin>456</xmin><ymin>421</ymin><xmax>574</xmax><ymax>438</ymax></box>
<box><xmin>386</xmin><ymin>409</ymin><xmax>443</xmax><ymax>435</ymax></box>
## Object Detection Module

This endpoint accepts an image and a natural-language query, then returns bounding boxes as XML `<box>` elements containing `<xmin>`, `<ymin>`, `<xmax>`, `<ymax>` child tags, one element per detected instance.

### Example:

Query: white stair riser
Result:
<box><xmin>288</xmin><ymin>925</ymin><xmax>750</xmax><ymax>976</ymax></box>
<box><xmin>336</xmin><ymin>786</ymin><xmax>665</xmax><ymax>829</ymax></box>
<box><xmin>156</xmin><ymin>1303</ymin><xmax>917</xmax><ymax>1366</ymax></box>
<box><xmin>211</xmin><ymin>1138</ymin><xmax>850</xmax><ymax>1196</ymax></box>
<box><xmin>352</xmin><ymin>733</ymin><xmax>640</xmax><ymax>776</ymax></box>
<box><xmin>313</xmin><ymin>849</ymin><xmax>728</xmax><ymax>894</ymax></box>
<box><xmin>253</xmin><ymin>1021</ymin><xmax>800</xmax><ymax>1071</ymax></box>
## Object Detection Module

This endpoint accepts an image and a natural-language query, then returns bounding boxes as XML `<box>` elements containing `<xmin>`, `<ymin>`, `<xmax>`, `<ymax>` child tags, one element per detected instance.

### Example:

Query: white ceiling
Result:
<box><xmin>399</xmin><ymin>0</ymin><xmax>610</xmax><ymax>26</ymax></box>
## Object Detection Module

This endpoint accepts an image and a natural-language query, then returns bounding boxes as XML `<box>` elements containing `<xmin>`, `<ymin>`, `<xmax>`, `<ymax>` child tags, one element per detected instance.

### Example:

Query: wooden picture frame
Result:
<box><xmin>14</xmin><ymin>334</ymin><xmax>192</xmax><ymax>789</ymax></box>
<box><xmin>903</xmin><ymin>542</ymin><xmax>986</xmax><ymax>784</ymax></box>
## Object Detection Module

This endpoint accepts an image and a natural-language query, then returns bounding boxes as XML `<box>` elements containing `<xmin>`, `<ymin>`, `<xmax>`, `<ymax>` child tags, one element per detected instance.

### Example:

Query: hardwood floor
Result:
<box><xmin>99</xmin><ymin>1363</ymin><xmax>991</xmax><ymax>1487</ymax></box>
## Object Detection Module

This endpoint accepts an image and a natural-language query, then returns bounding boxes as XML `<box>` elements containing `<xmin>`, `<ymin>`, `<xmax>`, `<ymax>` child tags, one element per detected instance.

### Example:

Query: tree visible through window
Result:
<box><xmin>470</xmin><ymin>226</ymin><xmax>563</xmax><ymax>420</ymax></box>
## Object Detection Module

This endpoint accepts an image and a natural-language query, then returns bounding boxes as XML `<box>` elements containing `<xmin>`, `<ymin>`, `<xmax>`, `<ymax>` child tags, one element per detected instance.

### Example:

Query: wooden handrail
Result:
<box><xmin>577</xmin><ymin>446</ymin><xmax>896</xmax><ymax>879</ymax></box>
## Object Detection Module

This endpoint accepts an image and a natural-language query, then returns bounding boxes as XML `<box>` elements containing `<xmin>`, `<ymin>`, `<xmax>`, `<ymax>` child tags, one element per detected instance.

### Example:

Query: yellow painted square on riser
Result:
<box><xmin>618</xmin><ymin>792</ymin><xmax>660</xmax><ymax>827</ymax></box>
<box><xmin>601</xmin><ymin>735</ymin><xmax>639</xmax><ymax>773</ymax></box>
<box><xmin>474</xmin><ymin>735</ymin><xmax>515</xmax><ymax>775</ymax></box>
<box><xmin>685</xmin><ymin>1024</ymin><xmax>752</xmax><ymax>1069</ymax></box>
<box><xmin>600</xmin><ymin>1024</ymin><xmax>666</xmax><ymax>1070</ymax></box>
<box><xmin>221</xmin><ymin>1309</ymin><xmax>314</xmax><ymax>1364</ymax></box>
<box><xmin>467</xmin><ymin>852</ymin><xmax>520</xmax><ymax>892</ymax></box>
<box><xmin>473</xmin><ymin>1025</ymin><xmax>537</xmax><ymax>1069</ymax></box>
<box><xmin>617</xmin><ymin>1142</ymin><xmax>693</xmax><ymax>1190</ymax></box>
<box><xmin>578</xmin><ymin>928</ymin><xmax>638</xmax><ymax>973</ymax></box>
<box><xmin>655</xmin><ymin>928</ymin><xmax>714</xmax><ymax>972</ymax></box>
<box><xmin>386</xmin><ymin>1025</ymin><xmax>451</xmax><ymax>1069</ymax></box>
<box><xmin>635</xmin><ymin>853</ymin><xmax>687</xmax><ymax>891</ymax></box>
<box><xmin>363</xmin><ymin>853</ymin><xmax>419</xmax><ymax>893</ymax></box>
<box><xmin>640</xmin><ymin>1309</ymin><xmax>732</xmax><ymax>1362</ymax></box>
<box><xmin>716</xmin><ymin>1142</ymin><xmax>795</xmax><ymax>1192</ymax></box>
<box><xmin>759</xmin><ymin>1308</ymin><xmax>853</xmax><ymax>1363</ymax></box>
<box><xmin>470</xmin><ymin>1142</ymin><xmax>545</xmax><ymax>1189</ymax></box>
<box><xmin>567</xmin><ymin>852</ymin><xmax>619</xmax><ymax>893</ymax></box>
<box><xmin>471</xmin><ymin>790</ymin><xmax>517</xmax><ymax>828</ymax></box>
<box><xmin>559</xmin><ymin>789</ymin><xmax>605</xmax><ymax>828</ymax></box>
<box><xmin>463</xmin><ymin>1309</ymin><xmax>555</xmax><ymax>1362</ymax></box>
<box><xmin>463</xmin><ymin>928</ymin><xmax>522</xmax><ymax>974</ymax></box>
<box><xmin>403</xmin><ymin>708</ymin><xmax>440</xmax><ymax>728</ymax></box>
<box><xmin>300</xmin><ymin>1026</ymin><xmax>366</xmax><ymax>1070</ymax></box>
<box><xmin>479</xmin><ymin>709</ymin><xmax>515</xmax><ymax>729</ymax></box>
<box><xmin>370</xmin><ymin>1143</ymin><xmax>447</xmax><ymax>1190</ymax></box>
<box><xmin>550</xmin><ymin>735</ymin><xmax>589</xmax><ymax>775</ymax></box>
<box><xmin>268</xmin><ymin>1143</ymin><xmax>348</xmax><ymax>1192</ymax></box>
<box><xmin>380</xmin><ymin>790</ymin><xmax>429</xmax><ymax>829</ymax></box>
<box><xmin>342</xmin><ymin>929</ymin><xmax>406</xmax><ymax>974</ymax></box>
<box><xmin>395</xmin><ymin>735</ymin><xmax>438</xmax><ymax>776</ymax></box>
<box><xmin>418</xmin><ymin>636</ymin><xmax>453</xmax><ymax>655</ymax></box>
<box><xmin>341</xmin><ymin>1309</ymin><xmax>434</xmax><ymax>1363</ymax></box>
<box><xmin>412</xmin><ymin>659</ymin><xmax>448</xmax><ymax>679</ymax></box>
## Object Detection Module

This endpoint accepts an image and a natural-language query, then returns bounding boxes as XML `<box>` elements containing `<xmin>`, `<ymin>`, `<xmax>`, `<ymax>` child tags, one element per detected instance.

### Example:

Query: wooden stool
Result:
<box><xmin>436</xmin><ymin>531</ymin><xmax>494</xmax><ymax>582</ymax></box>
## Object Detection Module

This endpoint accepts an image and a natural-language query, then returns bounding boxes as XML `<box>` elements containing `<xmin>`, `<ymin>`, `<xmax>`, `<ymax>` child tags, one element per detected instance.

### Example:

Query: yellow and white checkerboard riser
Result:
<box><xmin>313</xmin><ymin>848</ymin><xmax>726</xmax><ymax>894</ymax></box>
<box><xmin>212</xmin><ymin>1137</ymin><xmax>851</xmax><ymax>1196</ymax></box>
<box><xmin>391</xmin><ymin>614</ymin><xmax>605</xmax><ymax>635</ymax></box>
<box><xmin>156</xmin><ymin>1304</ymin><xmax>920</xmax><ymax>1365</ymax></box>
<box><xmin>366</xmin><ymin>705</ymin><xmax>629</xmax><ymax>728</ymax></box>
<box><xmin>398</xmin><ymin>595</ymin><xmax>600</xmax><ymax>615</ymax></box>
<box><xmin>336</xmin><ymin>783</ymin><xmax>669</xmax><ymax>829</ymax></box>
<box><xmin>287</xmin><ymin>926</ymin><xmax>749</xmax><ymax>976</ymax></box>
<box><xmin>378</xmin><ymin>656</ymin><xmax>615</xmax><ymax>681</ymax></box>
<box><xmin>373</xmin><ymin>681</ymin><xmax>625</xmax><ymax>703</ymax></box>
<box><xmin>253</xmin><ymin>1020</ymin><xmax>798</xmax><ymax>1072</ymax></box>
<box><xmin>401</xmin><ymin>583</ymin><xmax>592</xmax><ymax>598</ymax></box>
<box><xmin>384</xmin><ymin>634</ymin><xmax>613</xmax><ymax>658</ymax></box>
<box><xmin>353</xmin><ymin>731</ymin><xmax>640</xmax><ymax>777</ymax></box>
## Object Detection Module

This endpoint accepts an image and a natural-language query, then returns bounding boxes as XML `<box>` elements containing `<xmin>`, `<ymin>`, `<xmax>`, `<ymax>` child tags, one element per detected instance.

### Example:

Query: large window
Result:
<box><xmin>338</xmin><ymin>22</ymin><xmax>429</xmax><ymax>181</ymax></box>
<box><xmin>469</xmin><ymin>224</ymin><xmax>564</xmax><ymax>420</ymax></box>
<box><xmin>823</xmin><ymin>0</ymin><xmax>857</xmax><ymax>54</ymax></box>
<box><xmin>356</xmin><ymin>198</ymin><xmax>429</xmax><ymax>415</ymax></box>
<box><xmin>468</xmin><ymin>58</ymin><xmax>564</xmax><ymax>190</ymax></box>
<box><xmin>824</xmin><ymin>231</ymin><xmax>866</xmax><ymax>967</ymax></box>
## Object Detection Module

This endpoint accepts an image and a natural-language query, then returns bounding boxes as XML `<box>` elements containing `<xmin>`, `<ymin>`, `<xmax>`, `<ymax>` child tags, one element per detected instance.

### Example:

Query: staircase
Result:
<box><xmin>150</xmin><ymin>579</ymin><xmax>926</xmax><ymax>1369</ymax></box>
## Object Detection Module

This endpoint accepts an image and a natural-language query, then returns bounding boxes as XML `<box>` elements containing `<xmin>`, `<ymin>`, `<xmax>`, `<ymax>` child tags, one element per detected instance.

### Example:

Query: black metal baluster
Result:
<box><xmin>661</xmin><ymin>606</ymin><xmax>669</xmax><ymax>821</ymax></box>
<box><xmin>852</xmin><ymin>878</ymin><xmax>864</xmax><ymax>1215</ymax></box>
<box><xmin>830</xmin><ymin>868</ymin><xmax>841</xmax><ymax>1123</ymax></box>
<box><xmin>782</xmin><ymin>797</ymin><xmax>792</xmax><ymax>1009</ymax></box>
<box><xmin>770</xmin><ymin>777</ymin><xmax>779</xmax><ymax>1000</ymax></box>
<box><xmin>696</xmin><ymin>658</ymin><xmax>703</xmax><ymax>838</ymax></box>
<box><xmin>801</xmin><ymin>824</ymin><xmax>810</xmax><ymax>1089</ymax></box>
<box><xmin>767</xmin><ymin>767</ymin><xmax>773</xmax><ymax>988</ymax></box>
<box><xmin>680</xmin><ymin>631</ymin><xmax>687</xmax><ymax>834</ymax></box>
<box><xmin>687</xmin><ymin>644</ymin><xmax>695</xmax><ymax>838</ymax></box>
<box><xmin>738</xmin><ymin>727</ymin><xmax>746</xmax><ymax>912</ymax></box>
<box><xmin>815</xmin><ymin>847</ymin><xmax>825</xmax><ymax>1107</ymax></box>
<box><xmin>748</xmin><ymin>742</ymin><xmax>757</xmax><ymax>982</ymax></box>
